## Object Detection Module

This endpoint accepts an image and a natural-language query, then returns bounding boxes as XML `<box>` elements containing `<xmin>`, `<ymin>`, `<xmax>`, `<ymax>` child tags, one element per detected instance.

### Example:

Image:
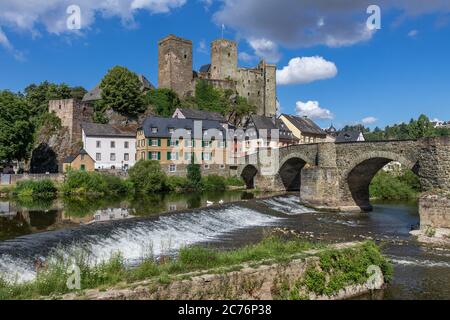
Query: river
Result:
<box><xmin>1</xmin><ymin>192</ymin><xmax>449</xmax><ymax>299</ymax></box>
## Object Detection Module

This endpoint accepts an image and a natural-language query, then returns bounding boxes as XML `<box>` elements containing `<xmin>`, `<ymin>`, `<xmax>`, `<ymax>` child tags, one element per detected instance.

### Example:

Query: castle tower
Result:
<box><xmin>210</xmin><ymin>39</ymin><xmax>238</xmax><ymax>81</ymax></box>
<box><xmin>158</xmin><ymin>35</ymin><xmax>193</xmax><ymax>98</ymax></box>
<box><xmin>260</xmin><ymin>61</ymin><xmax>277</xmax><ymax>117</ymax></box>
<box><xmin>48</xmin><ymin>99</ymin><xmax>93</xmax><ymax>143</ymax></box>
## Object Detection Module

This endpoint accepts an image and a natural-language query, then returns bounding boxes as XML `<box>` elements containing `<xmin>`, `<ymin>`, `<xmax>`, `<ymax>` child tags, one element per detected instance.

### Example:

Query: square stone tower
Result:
<box><xmin>210</xmin><ymin>39</ymin><xmax>238</xmax><ymax>81</ymax></box>
<box><xmin>158</xmin><ymin>35</ymin><xmax>194</xmax><ymax>98</ymax></box>
<box><xmin>48</xmin><ymin>99</ymin><xmax>93</xmax><ymax>143</ymax></box>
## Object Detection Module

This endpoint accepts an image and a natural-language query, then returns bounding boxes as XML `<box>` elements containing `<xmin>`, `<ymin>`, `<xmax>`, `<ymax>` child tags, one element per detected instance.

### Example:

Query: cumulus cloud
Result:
<box><xmin>408</xmin><ymin>29</ymin><xmax>419</xmax><ymax>37</ymax></box>
<box><xmin>277</xmin><ymin>56</ymin><xmax>338</xmax><ymax>85</ymax></box>
<box><xmin>296</xmin><ymin>100</ymin><xmax>334</xmax><ymax>120</ymax></box>
<box><xmin>238</xmin><ymin>52</ymin><xmax>257</xmax><ymax>63</ymax></box>
<box><xmin>361</xmin><ymin>117</ymin><xmax>378</xmax><ymax>125</ymax></box>
<box><xmin>213</xmin><ymin>0</ymin><xmax>450</xmax><ymax>49</ymax></box>
<box><xmin>0</xmin><ymin>0</ymin><xmax>187</xmax><ymax>54</ymax></box>
<box><xmin>248</xmin><ymin>38</ymin><xmax>281</xmax><ymax>63</ymax></box>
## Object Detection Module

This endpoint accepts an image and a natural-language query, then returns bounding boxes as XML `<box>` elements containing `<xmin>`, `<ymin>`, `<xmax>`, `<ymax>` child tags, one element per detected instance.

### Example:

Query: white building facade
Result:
<box><xmin>81</xmin><ymin>123</ymin><xmax>136</xmax><ymax>170</ymax></box>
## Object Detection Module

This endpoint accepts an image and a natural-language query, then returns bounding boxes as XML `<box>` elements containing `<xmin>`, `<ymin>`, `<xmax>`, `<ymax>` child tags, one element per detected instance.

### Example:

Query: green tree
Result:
<box><xmin>70</xmin><ymin>86</ymin><xmax>88</xmax><ymax>100</ymax></box>
<box><xmin>100</xmin><ymin>66</ymin><xmax>145</xmax><ymax>116</ymax></box>
<box><xmin>128</xmin><ymin>160</ymin><xmax>167</xmax><ymax>193</ymax></box>
<box><xmin>0</xmin><ymin>91</ymin><xmax>35</xmax><ymax>163</ymax></box>
<box><xmin>187</xmin><ymin>158</ymin><xmax>202</xmax><ymax>191</ymax></box>
<box><xmin>24</xmin><ymin>81</ymin><xmax>72</xmax><ymax>119</ymax></box>
<box><xmin>194</xmin><ymin>80</ymin><xmax>228</xmax><ymax>113</ymax></box>
<box><xmin>144</xmin><ymin>88</ymin><xmax>180</xmax><ymax>117</ymax></box>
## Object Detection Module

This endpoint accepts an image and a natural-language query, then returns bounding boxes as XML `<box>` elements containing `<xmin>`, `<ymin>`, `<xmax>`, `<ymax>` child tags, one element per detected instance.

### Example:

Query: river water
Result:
<box><xmin>1</xmin><ymin>192</ymin><xmax>449</xmax><ymax>299</ymax></box>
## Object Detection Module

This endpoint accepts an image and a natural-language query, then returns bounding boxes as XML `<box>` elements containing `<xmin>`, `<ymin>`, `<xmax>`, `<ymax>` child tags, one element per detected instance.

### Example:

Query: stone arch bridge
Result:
<box><xmin>236</xmin><ymin>137</ymin><xmax>450</xmax><ymax>223</ymax></box>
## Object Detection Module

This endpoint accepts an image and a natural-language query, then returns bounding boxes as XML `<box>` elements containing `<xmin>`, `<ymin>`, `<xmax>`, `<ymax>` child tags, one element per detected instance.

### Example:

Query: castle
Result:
<box><xmin>158</xmin><ymin>35</ymin><xmax>277</xmax><ymax>117</ymax></box>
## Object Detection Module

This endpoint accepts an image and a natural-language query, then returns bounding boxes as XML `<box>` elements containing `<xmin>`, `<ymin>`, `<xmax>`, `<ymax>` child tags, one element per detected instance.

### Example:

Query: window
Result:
<box><xmin>203</xmin><ymin>152</ymin><xmax>212</xmax><ymax>161</ymax></box>
<box><xmin>169</xmin><ymin>139</ymin><xmax>178</xmax><ymax>147</ymax></box>
<box><xmin>220</xmin><ymin>164</ymin><xmax>226</xmax><ymax>169</ymax></box>
<box><xmin>151</xmin><ymin>139</ymin><xmax>159</xmax><ymax>147</ymax></box>
<box><xmin>204</xmin><ymin>164</ymin><xmax>210</xmax><ymax>170</ymax></box>
<box><xmin>96</xmin><ymin>141</ymin><xmax>101</xmax><ymax>148</ymax></box>
<box><xmin>80</xmin><ymin>164</ymin><xmax>86</xmax><ymax>171</ymax></box>
<box><xmin>184</xmin><ymin>152</ymin><xmax>192</xmax><ymax>161</ymax></box>
<box><xmin>169</xmin><ymin>164</ymin><xmax>177</xmax><ymax>173</ymax></box>
<box><xmin>96</xmin><ymin>153</ymin><xmax>101</xmax><ymax>161</ymax></box>
<box><xmin>167</xmin><ymin>152</ymin><xmax>179</xmax><ymax>161</ymax></box>
<box><xmin>151</xmin><ymin>127</ymin><xmax>158</xmax><ymax>134</ymax></box>
<box><xmin>111</xmin><ymin>141</ymin><xmax>116</xmax><ymax>148</ymax></box>
<box><xmin>185</xmin><ymin>139</ymin><xmax>193</xmax><ymax>148</ymax></box>
<box><xmin>186</xmin><ymin>129</ymin><xmax>192</xmax><ymax>135</ymax></box>
<box><xmin>203</xmin><ymin>140</ymin><xmax>212</xmax><ymax>148</ymax></box>
<box><xmin>151</xmin><ymin>152</ymin><xmax>159</xmax><ymax>160</ymax></box>
<box><xmin>110</xmin><ymin>153</ymin><xmax>116</xmax><ymax>161</ymax></box>
<box><xmin>124</xmin><ymin>153</ymin><xmax>129</xmax><ymax>161</ymax></box>
<box><xmin>168</xmin><ymin>128</ymin><xmax>174</xmax><ymax>134</ymax></box>
<box><xmin>124</xmin><ymin>141</ymin><xmax>129</xmax><ymax>149</ymax></box>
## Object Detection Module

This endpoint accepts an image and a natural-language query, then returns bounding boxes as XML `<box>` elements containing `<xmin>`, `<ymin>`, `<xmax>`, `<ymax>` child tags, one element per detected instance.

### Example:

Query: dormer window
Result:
<box><xmin>151</xmin><ymin>127</ymin><xmax>158</xmax><ymax>134</ymax></box>
<box><xmin>168</xmin><ymin>128</ymin><xmax>174</xmax><ymax>134</ymax></box>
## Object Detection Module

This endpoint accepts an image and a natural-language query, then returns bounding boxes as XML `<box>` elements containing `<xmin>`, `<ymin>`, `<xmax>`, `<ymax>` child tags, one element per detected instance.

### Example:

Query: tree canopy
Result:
<box><xmin>144</xmin><ymin>88</ymin><xmax>180</xmax><ymax>117</ymax></box>
<box><xmin>0</xmin><ymin>91</ymin><xmax>35</xmax><ymax>163</ymax></box>
<box><xmin>100</xmin><ymin>66</ymin><xmax>145</xmax><ymax>116</ymax></box>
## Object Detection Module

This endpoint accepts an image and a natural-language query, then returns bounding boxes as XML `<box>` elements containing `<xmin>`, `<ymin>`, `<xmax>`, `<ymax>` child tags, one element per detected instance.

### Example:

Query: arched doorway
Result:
<box><xmin>240</xmin><ymin>165</ymin><xmax>258</xmax><ymax>189</ymax></box>
<box><xmin>278</xmin><ymin>157</ymin><xmax>307</xmax><ymax>191</ymax></box>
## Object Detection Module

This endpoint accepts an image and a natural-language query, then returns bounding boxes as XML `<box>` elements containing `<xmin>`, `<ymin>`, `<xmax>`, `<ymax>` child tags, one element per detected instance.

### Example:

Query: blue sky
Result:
<box><xmin>0</xmin><ymin>0</ymin><xmax>449</xmax><ymax>129</ymax></box>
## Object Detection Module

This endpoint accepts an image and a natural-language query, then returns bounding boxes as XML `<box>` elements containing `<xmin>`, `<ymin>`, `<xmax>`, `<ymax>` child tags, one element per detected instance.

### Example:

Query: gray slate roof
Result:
<box><xmin>140</xmin><ymin>116</ymin><xmax>226</xmax><ymax>139</ymax></box>
<box><xmin>245</xmin><ymin>115</ymin><xmax>296</xmax><ymax>140</ymax></box>
<box><xmin>176</xmin><ymin>108</ymin><xmax>226</xmax><ymax>122</ymax></box>
<box><xmin>282</xmin><ymin>114</ymin><xmax>326</xmax><ymax>136</ymax></box>
<box><xmin>64</xmin><ymin>149</ymin><xmax>88</xmax><ymax>164</ymax></box>
<box><xmin>335</xmin><ymin>131</ymin><xmax>363</xmax><ymax>143</ymax></box>
<box><xmin>81</xmin><ymin>122</ymin><xmax>137</xmax><ymax>138</ymax></box>
<box><xmin>199</xmin><ymin>64</ymin><xmax>211</xmax><ymax>73</ymax></box>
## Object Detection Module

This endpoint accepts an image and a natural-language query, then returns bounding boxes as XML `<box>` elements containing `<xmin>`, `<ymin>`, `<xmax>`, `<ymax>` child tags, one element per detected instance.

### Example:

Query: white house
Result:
<box><xmin>81</xmin><ymin>123</ymin><xmax>137</xmax><ymax>170</ymax></box>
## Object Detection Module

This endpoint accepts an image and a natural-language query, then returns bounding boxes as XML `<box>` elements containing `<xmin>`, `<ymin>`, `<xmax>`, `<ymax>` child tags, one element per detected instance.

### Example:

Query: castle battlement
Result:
<box><xmin>157</xmin><ymin>35</ymin><xmax>277</xmax><ymax>117</ymax></box>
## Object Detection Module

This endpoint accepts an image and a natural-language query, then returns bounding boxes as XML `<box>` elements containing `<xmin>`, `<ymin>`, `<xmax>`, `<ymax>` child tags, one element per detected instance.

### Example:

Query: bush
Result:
<box><xmin>202</xmin><ymin>175</ymin><xmax>226</xmax><ymax>192</ymax></box>
<box><xmin>62</xmin><ymin>171</ymin><xmax>130</xmax><ymax>195</ymax></box>
<box><xmin>166</xmin><ymin>176</ymin><xmax>189</xmax><ymax>192</ymax></box>
<box><xmin>14</xmin><ymin>179</ymin><xmax>57</xmax><ymax>198</ymax></box>
<box><xmin>186</xmin><ymin>163</ymin><xmax>202</xmax><ymax>191</ymax></box>
<box><xmin>369</xmin><ymin>170</ymin><xmax>420</xmax><ymax>200</ymax></box>
<box><xmin>128</xmin><ymin>160</ymin><xmax>167</xmax><ymax>193</ymax></box>
<box><xmin>225</xmin><ymin>176</ymin><xmax>245</xmax><ymax>187</ymax></box>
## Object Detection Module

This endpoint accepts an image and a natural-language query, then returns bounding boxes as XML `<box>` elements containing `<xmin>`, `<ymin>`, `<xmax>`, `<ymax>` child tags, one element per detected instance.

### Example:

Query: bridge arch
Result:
<box><xmin>278</xmin><ymin>154</ymin><xmax>309</xmax><ymax>191</ymax></box>
<box><xmin>240</xmin><ymin>164</ymin><xmax>259</xmax><ymax>189</ymax></box>
<box><xmin>341</xmin><ymin>150</ymin><xmax>419</xmax><ymax>211</ymax></box>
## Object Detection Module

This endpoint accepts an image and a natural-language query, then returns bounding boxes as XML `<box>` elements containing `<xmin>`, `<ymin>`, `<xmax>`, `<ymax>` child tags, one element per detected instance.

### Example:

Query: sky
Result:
<box><xmin>0</xmin><ymin>0</ymin><xmax>449</xmax><ymax>129</ymax></box>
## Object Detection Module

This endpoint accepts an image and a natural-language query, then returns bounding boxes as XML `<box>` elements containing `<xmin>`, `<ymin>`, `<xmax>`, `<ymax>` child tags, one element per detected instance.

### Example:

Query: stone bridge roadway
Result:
<box><xmin>236</xmin><ymin>137</ymin><xmax>450</xmax><ymax>220</ymax></box>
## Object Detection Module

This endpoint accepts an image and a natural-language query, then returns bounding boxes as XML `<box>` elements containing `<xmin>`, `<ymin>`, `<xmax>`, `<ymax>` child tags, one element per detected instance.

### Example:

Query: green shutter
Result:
<box><xmin>158</xmin><ymin>139</ymin><xmax>161</xmax><ymax>147</ymax></box>
<box><xmin>148</xmin><ymin>139</ymin><xmax>151</xmax><ymax>147</ymax></box>
<box><xmin>167</xmin><ymin>152</ymin><xmax>171</xmax><ymax>161</ymax></box>
<box><xmin>176</xmin><ymin>140</ymin><xmax>179</xmax><ymax>146</ymax></box>
<box><xmin>158</xmin><ymin>152</ymin><xmax>161</xmax><ymax>160</ymax></box>
<box><xmin>148</xmin><ymin>152</ymin><xmax>151</xmax><ymax>160</ymax></box>
<box><xmin>168</xmin><ymin>139</ymin><xmax>171</xmax><ymax>147</ymax></box>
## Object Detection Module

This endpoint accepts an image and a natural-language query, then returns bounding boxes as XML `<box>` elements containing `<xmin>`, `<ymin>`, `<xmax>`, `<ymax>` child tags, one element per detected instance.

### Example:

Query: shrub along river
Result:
<box><xmin>1</xmin><ymin>191</ymin><xmax>449</xmax><ymax>299</ymax></box>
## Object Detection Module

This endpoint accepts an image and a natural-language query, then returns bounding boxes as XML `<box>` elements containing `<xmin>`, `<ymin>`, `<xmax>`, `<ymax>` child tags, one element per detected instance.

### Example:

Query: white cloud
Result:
<box><xmin>248</xmin><ymin>38</ymin><xmax>281</xmax><ymax>63</ymax></box>
<box><xmin>361</xmin><ymin>116</ymin><xmax>378</xmax><ymax>125</ymax></box>
<box><xmin>238</xmin><ymin>52</ymin><xmax>257</xmax><ymax>63</ymax></box>
<box><xmin>296</xmin><ymin>100</ymin><xmax>334</xmax><ymax>120</ymax></box>
<box><xmin>0</xmin><ymin>27</ymin><xmax>12</xmax><ymax>50</ymax></box>
<box><xmin>213</xmin><ymin>0</ymin><xmax>450</xmax><ymax>49</ymax></box>
<box><xmin>408</xmin><ymin>29</ymin><xmax>419</xmax><ymax>37</ymax></box>
<box><xmin>198</xmin><ymin>39</ymin><xmax>208</xmax><ymax>54</ymax></box>
<box><xmin>277</xmin><ymin>56</ymin><xmax>338</xmax><ymax>85</ymax></box>
<box><xmin>131</xmin><ymin>0</ymin><xmax>186</xmax><ymax>13</ymax></box>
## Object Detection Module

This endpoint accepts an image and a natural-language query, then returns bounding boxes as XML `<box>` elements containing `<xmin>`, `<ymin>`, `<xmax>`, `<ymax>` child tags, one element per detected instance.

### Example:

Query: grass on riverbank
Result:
<box><xmin>0</xmin><ymin>236</ymin><xmax>320</xmax><ymax>300</ymax></box>
<box><xmin>275</xmin><ymin>241</ymin><xmax>393</xmax><ymax>299</ymax></box>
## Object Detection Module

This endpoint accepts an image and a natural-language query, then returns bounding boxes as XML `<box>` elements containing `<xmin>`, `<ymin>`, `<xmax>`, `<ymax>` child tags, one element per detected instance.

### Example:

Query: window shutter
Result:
<box><xmin>192</xmin><ymin>139</ymin><xmax>195</xmax><ymax>147</ymax></box>
<box><xmin>176</xmin><ymin>140</ymin><xmax>179</xmax><ymax>146</ymax></box>
<box><xmin>158</xmin><ymin>139</ymin><xmax>161</xmax><ymax>147</ymax></box>
<box><xmin>167</xmin><ymin>152</ymin><xmax>171</xmax><ymax>161</ymax></box>
<box><xmin>168</xmin><ymin>139</ymin><xmax>171</xmax><ymax>147</ymax></box>
<box><xmin>158</xmin><ymin>152</ymin><xmax>161</xmax><ymax>160</ymax></box>
<box><xmin>148</xmin><ymin>139</ymin><xmax>151</xmax><ymax>147</ymax></box>
<box><xmin>148</xmin><ymin>152</ymin><xmax>151</xmax><ymax>160</ymax></box>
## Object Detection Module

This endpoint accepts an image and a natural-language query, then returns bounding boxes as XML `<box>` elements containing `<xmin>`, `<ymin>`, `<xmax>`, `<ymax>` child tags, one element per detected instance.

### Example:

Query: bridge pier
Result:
<box><xmin>417</xmin><ymin>137</ymin><xmax>450</xmax><ymax>231</ymax></box>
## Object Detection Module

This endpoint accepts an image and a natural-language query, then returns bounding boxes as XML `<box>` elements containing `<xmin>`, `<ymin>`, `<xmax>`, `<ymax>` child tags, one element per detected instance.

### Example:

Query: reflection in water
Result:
<box><xmin>1</xmin><ymin>194</ymin><xmax>449</xmax><ymax>299</ymax></box>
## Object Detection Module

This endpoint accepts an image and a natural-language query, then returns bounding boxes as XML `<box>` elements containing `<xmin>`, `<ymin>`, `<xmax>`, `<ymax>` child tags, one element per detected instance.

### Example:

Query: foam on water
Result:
<box><xmin>389</xmin><ymin>256</ymin><xmax>450</xmax><ymax>268</ymax></box>
<box><xmin>0</xmin><ymin>206</ymin><xmax>279</xmax><ymax>283</ymax></box>
<box><xmin>260</xmin><ymin>196</ymin><xmax>315</xmax><ymax>215</ymax></box>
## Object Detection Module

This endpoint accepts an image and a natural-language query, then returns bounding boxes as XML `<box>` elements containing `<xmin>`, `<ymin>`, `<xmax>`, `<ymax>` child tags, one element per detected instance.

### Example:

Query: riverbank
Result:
<box><xmin>0</xmin><ymin>235</ymin><xmax>391</xmax><ymax>300</ymax></box>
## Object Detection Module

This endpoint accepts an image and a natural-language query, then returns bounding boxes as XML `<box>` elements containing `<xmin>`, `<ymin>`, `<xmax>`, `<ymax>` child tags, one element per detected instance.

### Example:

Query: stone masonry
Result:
<box><xmin>158</xmin><ymin>35</ymin><xmax>277</xmax><ymax>117</ymax></box>
<box><xmin>236</xmin><ymin>137</ymin><xmax>450</xmax><ymax>229</ymax></box>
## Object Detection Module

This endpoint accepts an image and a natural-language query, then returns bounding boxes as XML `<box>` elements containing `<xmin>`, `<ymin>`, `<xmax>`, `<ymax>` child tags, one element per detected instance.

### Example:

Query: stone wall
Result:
<box><xmin>4</xmin><ymin>173</ymin><xmax>65</xmax><ymax>185</ymax></box>
<box><xmin>210</xmin><ymin>39</ymin><xmax>238</xmax><ymax>81</ymax></box>
<box><xmin>158</xmin><ymin>35</ymin><xmax>194</xmax><ymax>98</ymax></box>
<box><xmin>419</xmin><ymin>192</ymin><xmax>450</xmax><ymax>229</ymax></box>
